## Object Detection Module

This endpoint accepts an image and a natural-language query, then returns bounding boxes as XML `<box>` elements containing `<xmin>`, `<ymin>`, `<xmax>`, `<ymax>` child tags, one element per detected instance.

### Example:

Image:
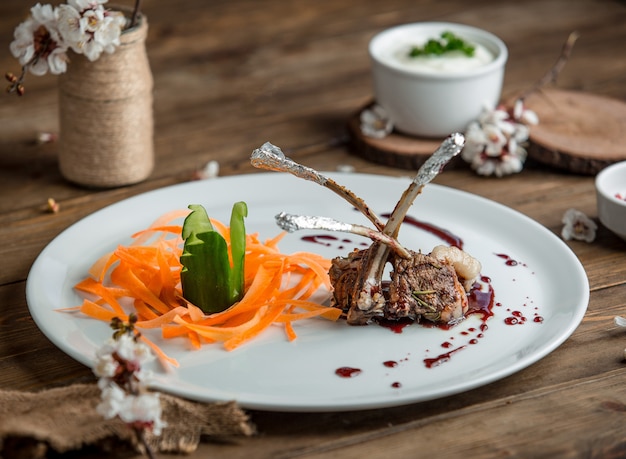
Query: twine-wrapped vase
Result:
<box><xmin>58</xmin><ymin>13</ymin><xmax>153</xmax><ymax>188</ymax></box>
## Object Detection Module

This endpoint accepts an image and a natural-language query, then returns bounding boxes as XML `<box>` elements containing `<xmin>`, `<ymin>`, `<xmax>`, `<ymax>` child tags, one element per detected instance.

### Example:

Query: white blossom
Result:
<box><xmin>93</xmin><ymin>351</ymin><xmax>117</xmax><ymax>378</ymax></box>
<box><xmin>96</xmin><ymin>382</ymin><xmax>126</xmax><ymax>419</ymax></box>
<box><xmin>93</xmin><ymin>333</ymin><xmax>155</xmax><ymax>382</ymax></box>
<box><xmin>96</xmin><ymin>383</ymin><xmax>167</xmax><ymax>435</ymax></box>
<box><xmin>36</xmin><ymin>131</ymin><xmax>57</xmax><ymax>144</ymax></box>
<box><xmin>118</xmin><ymin>392</ymin><xmax>167</xmax><ymax>435</ymax></box>
<box><xmin>56</xmin><ymin>4</ymin><xmax>82</xmax><ymax>47</ymax></box>
<box><xmin>471</xmin><ymin>156</ymin><xmax>496</xmax><ymax>176</ymax></box>
<box><xmin>478</xmin><ymin>103</ymin><xmax>508</xmax><ymax>126</ymax></box>
<box><xmin>461</xmin><ymin>100</ymin><xmax>537</xmax><ymax>178</ymax></box>
<box><xmin>114</xmin><ymin>333</ymin><xmax>154</xmax><ymax>367</ymax></box>
<box><xmin>94</xmin><ymin>327</ymin><xmax>166</xmax><ymax>437</ymax></box>
<box><xmin>88</xmin><ymin>9</ymin><xmax>126</xmax><ymax>58</ymax></box>
<box><xmin>97</xmin><ymin>378</ymin><xmax>167</xmax><ymax>435</ymax></box>
<box><xmin>360</xmin><ymin>104</ymin><xmax>393</xmax><ymax>139</ymax></box>
<box><xmin>336</xmin><ymin>164</ymin><xmax>355</xmax><ymax>173</ymax></box>
<box><xmin>9</xmin><ymin>0</ymin><xmax>127</xmax><ymax>83</ymax></box>
<box><xmin>513</xmin><ymin>99</ymin><xmax>539</xmax><ymax>125</ymax></box>
<box><xmin>196</xmin><ymin>160</ymin><xmax>220</xmax><ymax>179</ymax></box>
<box><xmin>69</xmin><ymin>0</ymin><xmax>109</xmax><ymax>10</ymax></box>
<box><xmin>482</xmin><ymin>124</ymin><xmax>507</xmax><ymax>157</ymax></box>
<box><xmin>496</xmin><ymin>153</ymin><xmax>525</xmax><ymax>176</ymax></box>
<box><xmin>460</xmin><ymin>122</ymin><xmax>486</xmax><ymax>159</ymax></box>
<box><xmin>561</xmin><ymin>208</ymin><xmax>597</xmax><ymax>243</ymax></box>
<box><xmin>10</xmin><ymin>3</ymin><xmax>69</xmax><ymax>76</ymax></box>
<box><xmin>57</xmin><ymin>1</ymin><xmax>125</xmax><ymax>61</ymax></box>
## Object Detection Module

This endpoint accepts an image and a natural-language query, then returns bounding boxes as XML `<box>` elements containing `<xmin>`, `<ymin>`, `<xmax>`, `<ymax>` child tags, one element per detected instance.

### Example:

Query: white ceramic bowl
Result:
<box><xmin>369</xmin><ymin>22</ymin><xmax>508</xmax><ymax>138</ymax></box>
<box><xmin>596</xmin><ymin>161</ymin><xmax>626</xmax><ymax>240</ymax></box>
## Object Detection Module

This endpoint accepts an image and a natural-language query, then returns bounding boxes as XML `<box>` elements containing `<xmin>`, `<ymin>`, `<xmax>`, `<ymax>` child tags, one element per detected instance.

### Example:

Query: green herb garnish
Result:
<box><xmin>411</xmin><ymin>290</ymin><xmax>436</xmax><ymax>310</ymax></box>
<box><xmin>409</xmin><ymin>31</ymin><xmax>475</xmax><ymax>57</ymax></box>
<box><xmin>180</xmin><ymin>202</ymin><xmax>248</xmax><ymax>313</ymax></box>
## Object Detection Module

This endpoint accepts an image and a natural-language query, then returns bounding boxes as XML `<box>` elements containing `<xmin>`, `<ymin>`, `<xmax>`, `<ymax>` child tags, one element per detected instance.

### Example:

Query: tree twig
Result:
<box><xmin>129</xmin><ymin>0</ymin><xmax>143</xmax><ymax>29</ymax></box>
<box><xmin>135</xmin><ymin>427</ymin><xmax>156</xmax><ymax>459</ymax></box>
<box><xmin>518</xmin><ymin>31</ymin><xmax>580</xmax><ymax>102</ymax></box>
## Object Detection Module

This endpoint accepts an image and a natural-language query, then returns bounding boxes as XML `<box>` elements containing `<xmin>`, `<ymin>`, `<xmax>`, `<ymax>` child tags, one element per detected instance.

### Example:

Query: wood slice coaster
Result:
<box><xmin>525</xmin><ymin>89</ymin><xmax>626</xmax><ymax>175</ymax></box>
<box><xmin>347</xmin><ymin>102</ymin><xmax>464</xmax><ymax>170</ymax></box>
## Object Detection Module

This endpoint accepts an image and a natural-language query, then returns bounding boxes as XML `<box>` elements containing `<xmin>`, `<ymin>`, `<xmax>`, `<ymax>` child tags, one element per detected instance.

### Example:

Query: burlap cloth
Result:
<box><xmin>0</xmin><ymin>384</ymin><xmax>255</xmax><ymax>458</ymax></box>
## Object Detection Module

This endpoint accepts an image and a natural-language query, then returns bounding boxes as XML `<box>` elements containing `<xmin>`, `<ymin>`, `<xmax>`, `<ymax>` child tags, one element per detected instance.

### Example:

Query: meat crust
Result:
<box><xmin>330</xmin><ymin>248</ymin><xmax>468</xmax><ymax>325</ymax></box>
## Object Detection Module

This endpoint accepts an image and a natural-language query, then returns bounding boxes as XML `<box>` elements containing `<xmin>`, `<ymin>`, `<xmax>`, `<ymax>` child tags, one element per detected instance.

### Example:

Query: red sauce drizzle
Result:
<box><xmin>335</xmin><ymin>367</ymin><xmax>361</xmax><ymax>378</ymax></box>
<box><xmin>424</xmin><ymin>346</ymin><xmax>467</xmax><ymax>368</ymax></box>
<box><xmin>466</xmin><ymin>277</ymin><xmax>495</xmax><ymax>321</ymax></box>
<box><xmin>504</xmin><ymin>310</ymin><xmax>529</xmax><ymax>325</ymax></box>
<box><xmin>391</xmin><ymin>382</ymin><xmax>402</xmax><ymax>389</ymax></box>
<box><xmin>495</xmin><ymin>253</ymin><xmax>526</xmax><ymax>267</ymax></box>
<box><xmin>382</xmin><ymin>213</ymin><xmax>463</xmax><ymax>249</ymax></box>
<box><xmin>302</xmin><ymin>234</ymin><xmax>368</xmax><ymax>250</ymax></box>
<box><xmin>375</xmin><ymin>317</ymin><xmax>413</xmax><ymax>333</ymax></box>
<box><xmin>383</xmin><ymin>360</ymin><xmax>398</xmax><ymax>368</ymax></box>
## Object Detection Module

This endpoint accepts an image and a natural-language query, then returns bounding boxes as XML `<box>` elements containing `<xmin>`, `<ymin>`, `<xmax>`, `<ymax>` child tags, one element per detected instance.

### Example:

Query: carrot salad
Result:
<box><xmin>68</xmin><ymin>209</ymin><xmax>341</xmax><ymax>368</ymax></box>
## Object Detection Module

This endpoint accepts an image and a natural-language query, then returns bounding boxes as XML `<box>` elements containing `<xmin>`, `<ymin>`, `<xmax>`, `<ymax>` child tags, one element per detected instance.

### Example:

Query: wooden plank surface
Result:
<box><xmin>1</xmin><ymin>0</ymin><xmax>626</xmax><ymax>458</ymax></box>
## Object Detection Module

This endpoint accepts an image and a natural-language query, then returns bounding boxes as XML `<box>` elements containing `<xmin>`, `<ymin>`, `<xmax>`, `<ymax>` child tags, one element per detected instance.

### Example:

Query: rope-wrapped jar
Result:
<box><xmin>58</xmin><ymin>12</ymin><xmax>153</xmax><ymax>188</ymax></box>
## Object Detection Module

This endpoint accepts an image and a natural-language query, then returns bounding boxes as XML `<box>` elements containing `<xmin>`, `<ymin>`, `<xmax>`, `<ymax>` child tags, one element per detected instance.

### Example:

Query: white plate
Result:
<box><xmin>26</xmin><ymin>173</ymin><xmax>588</xmax><ymax>412</ymax></box>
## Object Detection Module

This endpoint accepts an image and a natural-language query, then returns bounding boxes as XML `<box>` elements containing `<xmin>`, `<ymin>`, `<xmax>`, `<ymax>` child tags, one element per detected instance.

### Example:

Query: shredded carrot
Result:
<box><xmin>80</xmin><ymin>299</ymin><xmax>123</xmax><ymax>323</ymax></box>
<box><xmin>284</xmin><ymin>321</ymin><xmax>297</xmax><ymax>342</ymax></box>
<box><xmin>68</xmin><ymin>209</ymin><xmax>340</xmax><ymax>369</ymax></box>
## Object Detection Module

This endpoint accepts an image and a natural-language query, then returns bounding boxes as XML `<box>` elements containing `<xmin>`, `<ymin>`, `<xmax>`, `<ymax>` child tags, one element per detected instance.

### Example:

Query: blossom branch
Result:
<box><xmin>5</xmin><ymin>68</ymin><xmax>27</xmax><ymax>95</ymax></box>
<box><xmin>517</xmin><ymin>31</ymin><xmax>580</xmax><ymax>103</ymax></box>
<box><xmin>6</xmin><ymin>0</ymin><xmax>136</xmax><ymax>96</ymax></box>
<box><xmin>130</xmin><ymin>0</ymin><xmax>143</xmax><ymax>29</ymax></box>
<box><xmin>94</xmin><ymin>314</ymin><xmax>165</xmax><ymax>459</ymax></box>
<box><xmin>135</xmin><ymin>427</ymin><xmax>156</xmax><ymax>459</ymax></box>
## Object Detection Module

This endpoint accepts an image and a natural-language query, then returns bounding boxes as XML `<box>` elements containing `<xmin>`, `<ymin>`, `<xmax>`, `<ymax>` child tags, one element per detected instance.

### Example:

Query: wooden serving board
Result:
<box><xmin>347</xmin><ymin>102</ymin><xmax>464</xmax><ymax>170</ymax></box>
<box><xmin>525</xmin><ymin>89</ymin><xmax>626</xmax><ymax>175</ymax></box>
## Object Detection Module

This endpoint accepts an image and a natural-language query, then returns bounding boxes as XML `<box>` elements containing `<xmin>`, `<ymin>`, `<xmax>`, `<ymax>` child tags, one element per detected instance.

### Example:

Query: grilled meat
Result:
<box><xmin>330</xmin><ymin>248</ymin><xmax>469</xmax><ymax>325</ymax></box>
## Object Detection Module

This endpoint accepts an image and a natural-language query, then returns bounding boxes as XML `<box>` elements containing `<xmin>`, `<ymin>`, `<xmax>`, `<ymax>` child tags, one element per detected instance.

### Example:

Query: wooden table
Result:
<box><xmin>1</xmin><ymin>0</ymin><xmax>626</xmax><ymax>457</ymax></box>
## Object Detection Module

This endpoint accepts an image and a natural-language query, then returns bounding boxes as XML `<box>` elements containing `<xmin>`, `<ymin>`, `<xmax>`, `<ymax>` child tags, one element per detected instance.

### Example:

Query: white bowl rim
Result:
<box><xmin>595</xmin><ymin>161</ymin><xmax>626</xmax><ymax>205</ymax></box>
<box><xmin>369</xmin><ymin>21</ymin><xmax>508</xmax><ymax>80</ymax></box>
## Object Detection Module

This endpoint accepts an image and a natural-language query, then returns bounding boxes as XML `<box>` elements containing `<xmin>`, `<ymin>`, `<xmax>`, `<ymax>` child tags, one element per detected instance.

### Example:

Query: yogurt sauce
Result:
<box><xmin>392</xmin><ymin>41</ymin><xmax>495</xmax><ymax>74</ymax></box>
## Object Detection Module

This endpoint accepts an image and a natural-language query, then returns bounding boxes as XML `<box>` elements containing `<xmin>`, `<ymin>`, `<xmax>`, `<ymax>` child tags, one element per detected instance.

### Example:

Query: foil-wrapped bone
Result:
<box><xmin>250</xmin><ymin>142</ymin><xmax>325</xmax><ymax>186</ymax></box>
<box><xmin>251</xmin><ymin>142</ymin><xmax>384</xmax><ymax>231</ymax></box>
<box><xmin>275</xmin><ymin>212</ymin><xmax>411</xmax><ymax>259</ymax></box>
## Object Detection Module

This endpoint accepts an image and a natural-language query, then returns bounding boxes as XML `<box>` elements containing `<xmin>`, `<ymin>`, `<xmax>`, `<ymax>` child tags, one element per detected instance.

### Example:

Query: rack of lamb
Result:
<box><xmin>250</xmin><ymin>134</ymin><xmax>481</xmax><ymax>326</ymax></box>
